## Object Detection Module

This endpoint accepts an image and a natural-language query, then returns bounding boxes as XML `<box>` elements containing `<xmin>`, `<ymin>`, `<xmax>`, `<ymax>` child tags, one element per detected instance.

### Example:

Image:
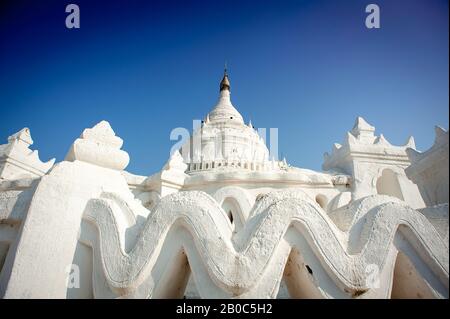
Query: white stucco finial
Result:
<box><xmin>7</xmin><ymin>128</ymin><xmax>33</xmax><ymax>146</ymax></box>
<box><xmin>65</xmin><ymin>120</ymin><xmax>129</xmax><ymax>170</ymax></box>
<box><xmin>352</xmin><ymin>116</ymin><xmax>375</xmax><ymax>135</ymax></box>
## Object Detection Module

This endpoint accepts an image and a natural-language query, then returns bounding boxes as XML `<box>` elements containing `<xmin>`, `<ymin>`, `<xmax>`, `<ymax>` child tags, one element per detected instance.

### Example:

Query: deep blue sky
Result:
<box><xmin>1</xmin><ymin>0</ymin><xmax>448</xmax><ymax>175</ymax></box>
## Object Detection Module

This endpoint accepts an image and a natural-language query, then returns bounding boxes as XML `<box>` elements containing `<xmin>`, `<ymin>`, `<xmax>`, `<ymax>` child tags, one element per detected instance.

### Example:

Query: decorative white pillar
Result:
<box><xmin>0</xmin><ymin>121</ymin><xmax>131</xmax><ymax>298</ymax></box>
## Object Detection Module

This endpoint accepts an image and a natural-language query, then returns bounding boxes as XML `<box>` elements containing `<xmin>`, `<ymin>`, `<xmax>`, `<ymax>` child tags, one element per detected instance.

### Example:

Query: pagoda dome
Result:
<box><xmin>181</xmin><ymin>70</ymin><xmax>269</xmax><ymax>168</ymax></box>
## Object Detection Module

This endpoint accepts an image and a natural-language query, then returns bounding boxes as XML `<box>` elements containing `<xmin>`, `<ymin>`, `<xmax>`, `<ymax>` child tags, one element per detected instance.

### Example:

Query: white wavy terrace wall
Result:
<box><xmin>77</xmin><ymin>189</ymin><xmax>448</xmax><ymax>299</ymax></box>
<box><xmin>0</xmin><ymin>160</ymin><xmax>448</xmax><ymax>299</ymax></box>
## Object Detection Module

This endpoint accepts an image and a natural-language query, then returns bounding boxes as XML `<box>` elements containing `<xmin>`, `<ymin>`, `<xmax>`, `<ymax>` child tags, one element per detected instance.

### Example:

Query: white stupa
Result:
<box><xmin>181</xmin><ymin>69</ymin><xmax>269</xmax><ymax>168</ymax></box>
<box><xmin>0</xmin><ymin>71</ymin><xmax>447</xmax><ymax>299</ymax></box>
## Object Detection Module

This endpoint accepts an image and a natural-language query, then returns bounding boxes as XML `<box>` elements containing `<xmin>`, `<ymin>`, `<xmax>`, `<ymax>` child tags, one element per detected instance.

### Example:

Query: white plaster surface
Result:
<box><xmin>0</xmin><ymin>75</ymin><xmax>447</xmax><ymax>299</ymax></box>
<box><xmin>406</xmin><ymin>126</ymin><xmax>449</xmax><ymax>206</ymax></box>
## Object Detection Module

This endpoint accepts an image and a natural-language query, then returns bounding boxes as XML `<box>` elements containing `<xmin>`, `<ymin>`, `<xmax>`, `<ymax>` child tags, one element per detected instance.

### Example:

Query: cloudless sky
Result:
<box><xmin>0</xmin><ymin>0</ymin><xmax>448</xmax><ymax>176</ymax></box>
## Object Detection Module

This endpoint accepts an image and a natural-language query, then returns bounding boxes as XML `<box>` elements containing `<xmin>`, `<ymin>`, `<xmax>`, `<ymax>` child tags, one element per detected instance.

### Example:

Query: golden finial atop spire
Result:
<box><xmin>220</xmin><ymin>62</ymin><xmax>230</xmax><ymax>92</ymax></box>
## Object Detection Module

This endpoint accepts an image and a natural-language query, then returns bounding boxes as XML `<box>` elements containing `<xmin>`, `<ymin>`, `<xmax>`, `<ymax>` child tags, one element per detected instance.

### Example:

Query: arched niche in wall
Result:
<box><xmin>213</xmin><ymin>186</ymin><xmax>254</xmax><ymax>223</ymax></box>
<box><xmin>221</xmin><ymin>197</ymin><xmax>242</xmax><ymax>232</ymax></box>
<box><xmin>390</xmin><ymin>251</ymin><xmax>440</xmax><ymax>299</ymax></box>
<box><xmin>376</xmin><ymin>169</ymin><xmax>404</xmax><ymax>201</ymax></box>
<box><xmin>315</xmin><ymin>194</ymin><xmax>328</xmax><ymax>211</ymax></box>
<box><xmin>390</xmin><ymin>225</ymin><xmax>448</xmax><ymax>299</ymax></box>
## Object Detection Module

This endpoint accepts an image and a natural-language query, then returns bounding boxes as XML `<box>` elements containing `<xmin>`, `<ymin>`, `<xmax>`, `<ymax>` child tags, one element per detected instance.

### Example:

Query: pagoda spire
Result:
<box><xmin>206</xmin><ymin>64</ymin><xmax>244</xmax><ymax>124</ymax></box>
<box><xmin>220</xmin><ymin>63</ymin><xmax>231</xmax><ymax>92</ymax></box>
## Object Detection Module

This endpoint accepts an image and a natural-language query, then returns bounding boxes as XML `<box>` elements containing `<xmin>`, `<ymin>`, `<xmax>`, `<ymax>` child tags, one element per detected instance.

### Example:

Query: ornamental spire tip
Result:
<box><xmin>220</xmin><ymin>63</ymin><xmax>231</xmax><ymax>92</ymax></box>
